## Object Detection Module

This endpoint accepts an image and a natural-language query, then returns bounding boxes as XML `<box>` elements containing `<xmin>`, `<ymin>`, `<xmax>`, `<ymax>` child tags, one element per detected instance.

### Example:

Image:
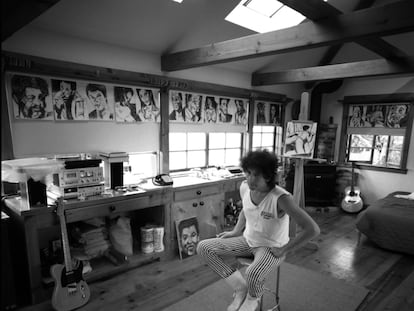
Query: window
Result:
<box><xmin>169</xmin><ymin>132</ymin><xmax>206</xmax><ymax>170</ymax></box>
<box><xmin>169</xmin><ymin>132</ymin><xmax>243</xmax><ymax>171</ymax></box>
<box><xmin>225</xmin><ymin>0</ymin><xmax>306</xmax><ymax>33</ymax></box>
<box><xmin>208</xmin><ymin>132</ymin><xmax>242</xmax><ymax>167</ymax></box>
<box><xmin>252</xmin><ymin>125</ymin><xmax>283</xmax><ymax>155</ymax></box>
<box><xmin>340</xmin><ymin>94</ymin><xmax>413</xmax><ymax>172</ymax></box>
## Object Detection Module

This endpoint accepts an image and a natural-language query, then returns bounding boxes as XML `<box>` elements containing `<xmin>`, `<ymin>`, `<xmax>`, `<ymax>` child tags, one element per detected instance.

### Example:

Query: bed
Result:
<box><xmin>356</xmin><ymin>191</ymin><xmax>414</xmax><ymax>255</ymax></box>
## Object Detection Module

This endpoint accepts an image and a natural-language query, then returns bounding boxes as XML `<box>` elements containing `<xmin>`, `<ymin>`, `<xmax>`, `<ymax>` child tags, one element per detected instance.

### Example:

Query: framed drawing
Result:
<box><xmin>284</xmin><ymin>121</ymin><xmax>318</xmax><ymax>158</ymax></box>
<box><xmin>9</xmin><ymin>74</ymin><xmax>54</xmax><ymax>120</ymax></box>
<box><xmin>114</xmin><ymin>86</ymin><xmax>140</xmax><ymax>122</ymax></box>
<box><xmin>254</xmin><ymin>100</ymin><xmax>283</xmax><ymax>125</ymax></box>
<box><xmin>175</xmin><ymin>217</ymin><xmax>200</xmax><ymax>260</ymax></box>
<box><xmin>348</xmin><ymin>103</ymin><xmax>410</xmax><ymax>128</ymax></box>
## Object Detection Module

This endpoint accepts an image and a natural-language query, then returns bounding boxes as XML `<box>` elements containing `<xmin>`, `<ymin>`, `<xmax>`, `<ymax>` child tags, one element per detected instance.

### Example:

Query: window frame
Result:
<box><xmin>169</xmin><ymin>132</ymin><xmax>244</xmax><ymax>171</ymax></box>
<box><xmin>339</xmin><ymin>93</ymin><xmax>414</xmax><ymax>173</ymax></box>
<box><xmin>252</xmin><ymin>125</ymin><xmax>284</xmax><ymax>155</ymax></box>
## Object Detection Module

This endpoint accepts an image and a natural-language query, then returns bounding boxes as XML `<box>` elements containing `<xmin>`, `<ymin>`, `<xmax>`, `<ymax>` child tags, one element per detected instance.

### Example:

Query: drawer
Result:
<box><xmin>174</xmin><ymin>184</ymin><xmax>221</xmax><ymax>202</ymax></box>
<box><xmin>65</xmin><ymin>195</ymin><xmax>150</xmax><ymax>223</ymax></box>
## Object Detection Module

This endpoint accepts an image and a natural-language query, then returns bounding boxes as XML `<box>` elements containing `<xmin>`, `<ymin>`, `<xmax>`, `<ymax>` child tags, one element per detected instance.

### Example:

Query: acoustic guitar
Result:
<box><xmin>341</xmin><ymin>162</ymin><xmax>364</xmax><ymax>213</ymax></box>
<box><xmin>51</xmin><ymin>199</ymin><xmax>90</xmax><ymax>311</ymax></box>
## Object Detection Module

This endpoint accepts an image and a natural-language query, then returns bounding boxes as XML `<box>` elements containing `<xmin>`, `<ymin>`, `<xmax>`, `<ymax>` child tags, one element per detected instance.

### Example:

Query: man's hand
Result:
<box><xmin>270</xmin><ymin>246</ymin><xmax>287</xmax><ymax>259</ymax></box>
<box><xmin>216</xmin><ymin>230</ymin><xmax>239</xmax><ymax>239</ymax></box>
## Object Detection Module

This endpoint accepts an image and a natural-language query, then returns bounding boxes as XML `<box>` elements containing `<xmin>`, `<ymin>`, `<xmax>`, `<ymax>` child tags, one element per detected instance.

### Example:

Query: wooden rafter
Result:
<box><xmin>279</xmin><ymin>0</ymin><xmax>407</xmax><ymax>60</ymax></box>
<box><xmin>161</xmin><ymin>1</ymin><xmax>414</xmax><ymax>71</ymax></box>
<box><xmin>251</xmin><ymin>56</ymin><xmax>414</xmax><ymax>85</ymax></box>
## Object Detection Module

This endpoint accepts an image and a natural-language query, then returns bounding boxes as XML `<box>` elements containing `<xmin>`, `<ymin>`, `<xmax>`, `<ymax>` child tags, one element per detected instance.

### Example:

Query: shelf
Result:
<box><xmin>85</xmin><ymin>251</ymin><xmax>162</xmax><ymax>283</ymax></box>
<box><xmin>42</xmin><ymin>251</ymin><xmax>163</xmax><ymax>287</ymax></box>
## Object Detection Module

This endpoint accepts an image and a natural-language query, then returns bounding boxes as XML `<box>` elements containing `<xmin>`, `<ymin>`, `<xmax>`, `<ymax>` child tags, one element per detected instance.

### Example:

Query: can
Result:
<box><xmin>153</xmin><ymin>226</ymin><xmax>165</xmax><ymax>253</ymax></box>
<box><xmin>141</xmin><ymin>242</ymin><xmax>154</xmax><ymax>254</ymax></box>
<box><xmin>141</xmin><ymin>225</ymin><xmax>154</xmax><ymax>254</ymax></box>
<box><xmin>141</xmin><ymin>226</ymin><xmax>154</xmax><ymax>243</ymax></box>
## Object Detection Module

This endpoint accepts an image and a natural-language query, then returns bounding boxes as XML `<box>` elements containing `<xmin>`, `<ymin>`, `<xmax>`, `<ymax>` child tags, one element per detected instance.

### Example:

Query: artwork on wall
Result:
<box><xmin>114</xmin><ymin>86</ymin><xmax>140</xmax><ymax>122</ymax></box>
<box><xmin>254</xmin><ymin>100</ymin><xmax>283</xmax><ymax>126</ymax></box>
<box><xmin>135</xmin><ymin>88</ymin><xmax>160</xmax><ymax>122</ymax></box>
<box><xmin>6</xmin><ymin>72</ymin><xmax>160</xmax><ymax>123</ymax></box>
<box><xmin>175</xmin><ymin>217</ymin><xmax>200</xmax><ymax>260</ymax></box>
<box><xmin>10</xmin><ymin>74</ymin><xmax>54</xmax><ymax>120</ymax></box>
<box><xmin>52</xmin><ymin>79</ymin><xmax>87</xmax><ymax>121</ymax></box>
<box><xmin>82</xmin><ymin>81</ymin><xmax>115</xmax><ymax>121</ymax></box>
<box><xmin>348</xmin><ymin>103</ymin><xmax>410</xmax><ymax>128</ymax></box>
<box><xmin>283</xmin><ymin>121</ymin><xmax>318</xmax><ymax>158</ymax></box>
<box><xmin>168</xmin><ymin>90</ymin><xmax>249</xmax><ymax>125</ymax></box>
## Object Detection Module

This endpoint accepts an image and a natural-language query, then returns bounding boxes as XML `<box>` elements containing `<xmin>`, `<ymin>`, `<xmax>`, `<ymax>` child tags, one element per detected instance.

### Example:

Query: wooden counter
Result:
<box><xmin>2</xmin><ymin>175</ymin><xmax>244</xmax><ymax>307</ymax></box>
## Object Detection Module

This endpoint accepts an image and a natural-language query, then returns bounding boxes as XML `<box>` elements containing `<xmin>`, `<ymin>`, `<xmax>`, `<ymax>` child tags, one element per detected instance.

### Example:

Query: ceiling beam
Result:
<box><xmin>2</xmin><ymin>0</ymin><xmax>61</xmax><ymax>42</ymax></box>
<box><xmin>279</xmin><ymin>0</ymin><xmax>407</xmax><ymax>59</ymax></box>
<box><xmin>161</xmin><ymin>1</ymin><xmax>414</xmax><ymax>71</ymax></box>
<box><xmin>251</xmin><ymin>56</ymin><xmax>414</xmax><ymax>85</ymax></box>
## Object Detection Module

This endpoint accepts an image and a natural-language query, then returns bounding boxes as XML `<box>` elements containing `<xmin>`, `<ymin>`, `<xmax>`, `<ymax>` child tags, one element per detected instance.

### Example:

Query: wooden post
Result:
<box><xmin>288</xmin><ymin>92</ymin><xmax>318</xmax><ymax>250</ymax></box>
<box><xmin>289</xmin><ymin>157</ymin><xmax>305</xmax><ymax>237</ymax></box>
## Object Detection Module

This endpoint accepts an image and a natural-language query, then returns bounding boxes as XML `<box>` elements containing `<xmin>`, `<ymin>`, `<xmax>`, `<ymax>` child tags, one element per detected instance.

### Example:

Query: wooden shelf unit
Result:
<box><xmin>2</xmin><ymin>176</ymin><xmax>245</xmax><ymax>308</ymax></box>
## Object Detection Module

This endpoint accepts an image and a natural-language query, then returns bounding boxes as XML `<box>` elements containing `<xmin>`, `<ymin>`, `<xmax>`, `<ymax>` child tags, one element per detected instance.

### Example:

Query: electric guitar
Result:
<box><xmin>341</xmin><ymin>162</ymin><xmax>364</xmax><ymax>213</ymax></box>
<box><xmin>50</xmin><ymin>198</ymin><xmax>90</xmax><ymax>311</ymax></box>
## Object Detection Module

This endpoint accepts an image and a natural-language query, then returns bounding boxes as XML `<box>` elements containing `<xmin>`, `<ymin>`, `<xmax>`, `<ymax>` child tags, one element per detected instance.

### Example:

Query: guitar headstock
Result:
<box><xmin>55</xmin><ymin>197</ymin><xmax>65</xmax><ymax>217</ymax></box>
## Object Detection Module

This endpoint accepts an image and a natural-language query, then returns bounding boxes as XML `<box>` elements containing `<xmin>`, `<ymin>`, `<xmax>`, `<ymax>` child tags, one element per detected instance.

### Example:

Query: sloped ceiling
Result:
<box><xmin>2</xmin><ymin>0</ymin><xmax>414</xmax><ymax>83</ymax></box>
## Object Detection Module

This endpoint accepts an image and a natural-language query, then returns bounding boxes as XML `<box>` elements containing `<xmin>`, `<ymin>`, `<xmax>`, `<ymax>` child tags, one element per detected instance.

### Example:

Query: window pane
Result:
<box><xmin>389</xmin><ymin>136</ymin><xmax>404</xmax><ymax>150</ymax></box>
<box><xmin>253</xmin><ymin>126</ymin><xmax>262</xmax><ymax>133</ymax></box>
<box><xmin>387</xmin><ymin>150</ymin><xmax>402</xmax><ymax>167</ymax></box>
<box><xmin>170</xmin><ymin>151</ymin><xmax>186</xmax><ymax>170</ymax></box>
<box><xmin>351</xmin><ymin>134</ymin><xmax>373</xmax><ymax>148</ymax></box>
<box><xmin>252</xmin><ymin>133</ymin><xmax>262</xmax><ymax>147</ymax></box>
<box><xmin>170</xmin><ymin>133</ymin><xmax>187</xmax><ymax>151</ymax></box>
<box><xmin>225</xmin><ymin>148</ymin><xmax>241</xmax><ymax>166</ymax></box>
<box><xmin>349</xmin><ymin>147</ymin><xmax>372</xmax><ymax>162</ymax></box>
<box><xmin>261</xmin><ymin>126</ymin><xmax>275</xmax><ymax>133</ymax></box>
<box><xmin>188</xmin><ymin>150</ymin><xmax>206</xmax><ymax>168</ymax></box>
<box><xmin>209</xmin><ymin>133</ymin><xmax>225</xmax><ymax>149</ymax></box>
<box><xmin>188</xmin><ymin>132</ymin><xmax>206</xmax><ymax>150</ymax></box>
<box><xmin>226</xmin><ymin>133</ymin><xmax>241</xmax><ymax>148</ymax></box>
<box><xmin>262</xmin><ymin>133</ymin><xmax>274</xmax><ymax>147</ymax></box>
<box><xmin>209</xmin><ymin>149</ymin><xmax>225</xmax><ymax>166</ymax></box>
<box><xmin>373</xmin><ymin>136</ymin><xmax>388</xmax><ymax>166</ymax></box>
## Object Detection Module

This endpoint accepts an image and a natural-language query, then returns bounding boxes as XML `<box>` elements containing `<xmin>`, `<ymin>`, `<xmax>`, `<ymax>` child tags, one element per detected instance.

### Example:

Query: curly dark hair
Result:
<box><xmin>240</xmin><ymin>149</ymin><xmax>278</xmax><ymax>188</ymax></box>
<box><xmin>11</xmin><ymin>75</ymin><xmax>49</xmax><ymax>118</ymax></box>
<box><xmin>11</xmin><ymin>75</ymin><xmax>49</xmax><ymax>100</ymax></box>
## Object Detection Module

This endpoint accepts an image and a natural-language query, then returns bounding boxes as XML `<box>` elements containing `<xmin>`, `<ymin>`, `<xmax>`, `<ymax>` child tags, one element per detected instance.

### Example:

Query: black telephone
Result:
<box><xmin>152</xmin><ymin>174</ymin><xmax>173</xmax><ymax>186</ymax></box>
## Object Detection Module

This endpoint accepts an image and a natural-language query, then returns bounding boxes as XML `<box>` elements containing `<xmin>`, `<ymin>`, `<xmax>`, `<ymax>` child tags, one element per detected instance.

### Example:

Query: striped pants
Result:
<box><xmin>197</xmin><ymin>236</ymin><xmax>283</xmax><ymax>298</ymax></box>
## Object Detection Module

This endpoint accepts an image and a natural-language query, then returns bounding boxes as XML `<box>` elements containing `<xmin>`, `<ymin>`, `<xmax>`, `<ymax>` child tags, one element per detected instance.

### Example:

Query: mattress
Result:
<box><xmin>356</xmin><ymin>191</ymin><xmax>414</xmax><ymax>255</ymax></box>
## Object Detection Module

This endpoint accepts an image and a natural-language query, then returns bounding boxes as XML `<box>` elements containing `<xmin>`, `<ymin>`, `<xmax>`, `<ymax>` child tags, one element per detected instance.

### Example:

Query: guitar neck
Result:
<box><xmin>57</xmin><ymin>203</ymin><xmax>73</xmax><ymax>272</ymax></box>
<box><xmin>350</xmin><ymin>162</ymin><xmax>355</xmax><ymax>193</ymax></box>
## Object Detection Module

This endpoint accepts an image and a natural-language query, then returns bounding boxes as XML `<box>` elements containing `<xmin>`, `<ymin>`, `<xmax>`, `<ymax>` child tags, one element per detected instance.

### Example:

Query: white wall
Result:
<box><xmin>321</xmin><ymin>76</ymin><xmax>414</xmax><ymax>204</ymax></box>
<box><xmin>2</xmin><ymin>28</ymin><xmax>299</xmax><ymax>158</ymax></box>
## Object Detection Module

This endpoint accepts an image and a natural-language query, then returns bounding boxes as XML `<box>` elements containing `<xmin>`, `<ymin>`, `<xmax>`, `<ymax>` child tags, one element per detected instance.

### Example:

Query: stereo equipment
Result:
<box><xmin>53</xmin><ymin>167</ymin><xmax>104</xmax><ymax>188</ymax></box>
<box><xmin>50</xmin><ymin>159</ymin><xmax>105</xmax><ymax>200</ymax></box>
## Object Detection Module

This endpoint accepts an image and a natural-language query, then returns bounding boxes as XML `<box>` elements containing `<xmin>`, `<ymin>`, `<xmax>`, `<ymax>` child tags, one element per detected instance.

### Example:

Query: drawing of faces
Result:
<box><xmin>171</xmin><ymin>91</ymin><xmax>183</xmax><ymax>111</ymax></box>
<box><xmin>386</xmin><ymin>104</ymin><xmax>409</xmax><ymax>128</ymax></box>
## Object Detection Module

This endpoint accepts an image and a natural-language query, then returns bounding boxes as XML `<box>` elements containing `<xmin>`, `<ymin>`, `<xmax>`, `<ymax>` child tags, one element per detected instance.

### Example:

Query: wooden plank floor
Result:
<box><xmin>19</xmin><ymin>206</ymin><xmax>414</xmax><ymax>311</ymax></box>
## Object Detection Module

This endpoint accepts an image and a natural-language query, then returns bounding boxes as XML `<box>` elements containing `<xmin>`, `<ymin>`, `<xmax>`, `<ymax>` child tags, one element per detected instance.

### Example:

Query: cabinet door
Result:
<box><xmin>172</xmin><ymin>194</ymin><xmax>224</xmax><ymax>242</ymax></box>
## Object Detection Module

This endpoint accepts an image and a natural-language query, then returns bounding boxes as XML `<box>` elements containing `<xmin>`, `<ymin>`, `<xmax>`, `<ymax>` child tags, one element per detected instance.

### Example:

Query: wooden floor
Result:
<box><xmin>19</xmin><ymin>206</ymin><xmax>414</xmax><ymax>311</ymax></box>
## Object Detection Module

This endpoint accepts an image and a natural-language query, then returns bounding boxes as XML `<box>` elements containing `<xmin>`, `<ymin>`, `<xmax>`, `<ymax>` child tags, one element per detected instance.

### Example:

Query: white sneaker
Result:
<box><xmin>227</xmin><ymin>288</ymin><xmax>247</xmax><ymax>311</ymax></box>
<box><xmin>238</xmin><ymin>293</ymin><xmax>260</xmax><ymax>311</ymax></box>
<box><xmin>225</xmin><ymin>271</ymin><xmax>248</xmax><ymax>311</ymax></box>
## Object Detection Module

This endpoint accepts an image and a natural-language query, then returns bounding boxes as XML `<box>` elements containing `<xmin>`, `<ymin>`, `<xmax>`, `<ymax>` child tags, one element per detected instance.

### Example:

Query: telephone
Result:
<box><xmin>152</xmin><ymin>174</ymin><xmax>173</xmax><ymax>186</ymax></box>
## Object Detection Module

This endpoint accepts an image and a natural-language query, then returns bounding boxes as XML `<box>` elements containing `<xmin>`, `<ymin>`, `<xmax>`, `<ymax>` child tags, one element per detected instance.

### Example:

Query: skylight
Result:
<box><xmin>225</xmin><ymin>0</ymin><xmax>307</xmax><ymax>33</ymax></box>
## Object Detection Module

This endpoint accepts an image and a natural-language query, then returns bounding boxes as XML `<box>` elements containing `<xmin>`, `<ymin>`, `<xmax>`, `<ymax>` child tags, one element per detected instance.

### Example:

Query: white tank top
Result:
<box><xmin>240</xmin><ymin>181</ymin><xmax>290</xmax><ymax>247</ymax></box>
